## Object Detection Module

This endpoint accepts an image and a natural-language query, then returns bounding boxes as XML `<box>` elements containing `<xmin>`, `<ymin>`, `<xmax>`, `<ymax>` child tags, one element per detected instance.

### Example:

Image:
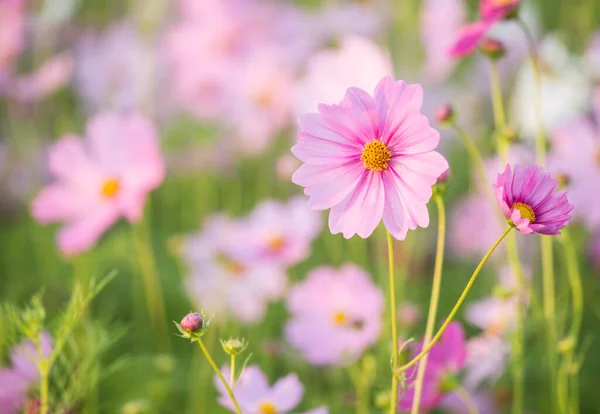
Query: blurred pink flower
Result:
<box><xmin>31</xmin><ymin>112</ymin><xmax>165</xmax><ymax>255</ymax></box>
<box><xmin>398</xmin><ymin>301</ymin><xmax>421</xmax><ymax>329</ymax></box>
<box><xmin>276</xmin><ymin>154</ymin><xmax>302</xmax><ymax>181</ymax></box>
<box><xmin>584</xmin><ymin>31</ymin><xmax>600</xmax><ymax>80</ymax></box>
<box><xmin>241</xmin><ymin>197</ymin><xmax>322</xmax><ymax>267</ymax></box>
<box><xmin>549</xmin><ymin>114</ymin><xmax>600</xmax><ymax>229</ymax></box>
<box><xmin>285</xmin><ymin>264</ymin><xmax>383</xmax><ymax>366</ymax></box>
<box><xmin>479</xmin><ymin>0</ymin><xmax>521</xmax><ymax>20</ymax></box>
<box><xmin>214</xmin><ymin>365</ymin><xmax>328</xmax><ymax>414</ymax></box>
<box><xmin>294</xmin><ymin>35</ymin><xmax>393</xmax><ymax>116</ymax></box>
<box><xmin>440</xmin><ymin>389</ymin><xmax>499</xmax><ymax>414</ymax></box>
<box><xmin>493</xmin><ymin>164</ymin><xmax>573</xmax><ymax>235</ymax></box>
<box><xmin>313</xmin><ymin>1</ymin><xmax>388</xmax><ymax>43</ymax></box>
<box><xmin>463</xmin><ymin>334</ymin><xmax>510</xmax><ymax>389</ymax></box>
<box><xmin>183</xmin><ymin>215</ymin><xmax>286</xmax><ymax>324</ymax></box>
<box><xmin>223</xmin><ymin>47</ymin><xmax>295</xmax><ymax>155</ymax></box>
<box><xmin>292</xmin><ymin>76</ymin><xmax>448</xmax><ymax>240</ymax></box>
<box><xmin>0</xmin><ymin>0</ymin><xmax>26</xmax><ymax>73</ymax></box>
<box><xmin>75</xmin><ymin>23</ymin><xmax>157</xmax><ymax>113</ymax></box>
<box><xmin>10</xmin><ymin>53</ymin><xmax>73</xmax><ymax>103</ymax></box>
<box><xmin>0</xmin><ymin>332</ymin><xmax>53</xmax><ymax>414</ymax></box>
<box><xmin>420</xmin><ymin>0</ymin><xmax>465</xmax><ymax>83</ymax></box>
<box><xmin>465</xmin><ymin>296</ymin><xmax>516</xmax><ymax>335</ymax></box>
<box><xmin>399</xmin><ymin>322</ymin><xmax>467</xmax><ymax>411</ymax></box>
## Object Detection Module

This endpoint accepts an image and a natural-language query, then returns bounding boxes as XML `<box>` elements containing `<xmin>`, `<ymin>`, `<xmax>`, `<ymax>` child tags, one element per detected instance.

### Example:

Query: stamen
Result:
<box><xmin>333</xmin><ymin>311</ymin><xmax>348</xmax><ymax>326</ymax></box>
<box><xmin>361</xmin><ymin>140</ymin><xmax>392</xmax><ymax>171</ymax></box>
<box><xmin>512</xmin><ymin>202</ymin><xmax>536</xmax><ymax>223</ymax></box>
<box><xmin>101</xmin><ymin>179</ymin><xmax>120</xmax><ymax>198</ymax></box>
<box><xmin>259</xmin><ymin>402</ymin><xmax>277</xmax><ymax>414</ymax></box>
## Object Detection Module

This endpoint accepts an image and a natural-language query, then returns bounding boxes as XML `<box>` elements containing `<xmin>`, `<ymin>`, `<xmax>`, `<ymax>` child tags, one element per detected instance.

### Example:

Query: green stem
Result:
<box><xmin>489</xmin><ymin>60</ymin><xmax>508</xmax><ymax>162</ymax></box>
<box><xmin>396</xmin><ymin>226</ymin><xmax>512</xmax><ymax>374</ymax></box>
<box><xmin>410</xmin><ymin>195</ymin><xmax>446</xmax><ymax>414</ymax></box>
<box><xmin>451</xmin><ymin>122</ymin><xmax>493</xmax><ymax>200</ymax></box>
<box><xmin>196</xmin><ymin>338</ymin><xmax>242</xmax><ymax>414</ymax></box>
<box><xmin>230</xmin><ymin>354</ymin><xmax>236</xmax><ymax>387</ymax></box>
<box><xmin>37</xmin><ymin>332</ymin><xmax>50</xmax><ymax>414</ymax></box>
<box><xmin>454</xmin><ymin>386</ymin><xmax>479</xmax><ymax>414</ymax></box>
<box><xmin>387</xmin><ymin>231</ymin><xmax>399</xmax><ymax>414</ymax></box>
<box><xmin>131</xmin><ymin>221</ymin><xmax>170</xmax><ymax>352</ymax></box>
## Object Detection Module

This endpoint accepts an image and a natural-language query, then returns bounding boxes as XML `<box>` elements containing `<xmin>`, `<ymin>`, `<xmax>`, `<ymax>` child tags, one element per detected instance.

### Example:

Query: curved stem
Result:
<box><xmin>410</xmin><ymin>195</ymin><xmax>446</xmax><ymax>414</ymax></box>
<box><xmin>396</xmin><ymin>226</ymin><xmax>512</xmax><ymax>374</ymax></box>
<box><xmin>387</xmin><ymin>231</ymin><xmax>399</xmax><ymax>414</ymax></box>
<box><xmin>131</xmin><ymin>221</ymin><xmax>170</xmax><ymax>352</ymax></box>
<box><xmin>454</xmin><ymin>386</ymin><xmax>479</xmax><ymax>414</ymax></box>
<box><xmin>197</xmin><ymin>338</ymin><xmax>242</xmax><ymax>414</ymax></box>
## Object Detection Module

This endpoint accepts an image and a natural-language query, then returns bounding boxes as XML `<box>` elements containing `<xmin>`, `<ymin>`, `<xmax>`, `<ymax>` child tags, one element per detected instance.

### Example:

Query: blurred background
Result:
<box><xmin>1</xmin><ymin>0</ymin><xmax>600</xmax><ymax>413</ymax></box>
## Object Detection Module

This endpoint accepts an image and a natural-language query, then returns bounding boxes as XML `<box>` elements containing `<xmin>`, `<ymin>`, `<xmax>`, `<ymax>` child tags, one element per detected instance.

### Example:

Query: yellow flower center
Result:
<box><xmin>492</xmin><ymin>0</ymin><xmax>515</xmax><ymax>6</ymax></box>
<box><xmin>256</xmin><ymin>87</ymin><xmax>275</xmax><ymax>108</ymax></box>
<box><xmin>361</xmin><ymin>140</ymin><xmax>392</xmax><ymax>171</ymax></box>
<box><xmin>101</xmin><ymin>179</ymin><xmax>120</xmax><ymax>198</ymax></box>
<box><xmin>268</xmin><ymin>235</ymin><xmax>285</xmax><ymax>252</ymax></box>
<box><xmin>259</xmin><ymin>402</ymin><xmax>278</xmax><ymax>414</ymax></box>
<box><xmin>512</xmin><ymin>202</ymin><xmax>536</xmax><ymax>223</ymax></box>
<box><xmin>333</xmin><ymin>311</ymin><xmax>349</xmax><ymax>326</ymax></box>
<box><xmin>487</xmin><ymin>317</ymin><xmax>506</xmax><ymax>335</ymax></box>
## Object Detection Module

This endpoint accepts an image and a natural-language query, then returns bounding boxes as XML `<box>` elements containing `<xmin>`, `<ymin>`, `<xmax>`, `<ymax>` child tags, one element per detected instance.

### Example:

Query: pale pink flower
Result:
<box><xmin>0</xmin><ymin>0</ymin><xmax>26</xmax><ymax>73</ymax></box>
<box><xmin>440</xmin><ymin>389</ymin><xmax>499</xmax><ymax>414</ymax></box>
<box><xmin>285</xmin><ymin>264</ymin><xmax>383</xmax><ymax>366</ymax></box>
<box><xmin>294</xmin><ymin>35</ymin><xmax>393</xmax><ymax>116</ymax></box>
<box><xmin>292</xmin><ymin>76</ymin><xmax>448</xmax><ymax>240</ymax></box>
<box><xmin>463</xmin><ymin>334</ymin><xmax>510</xmax><ymax>389</ymax></box>
<box><xmin>75</xmin><ymin>22</ymin><xmax>157</xmax><ymax>113</ymax></box>
<box><xmin>0</xmin><ymin>332</ymin><xmax>53</xmax><ymax>414</ymax></box>
<box><xmin>276</xmin><ymin>154</ymin><xmax>302</xmax><ymax>181</ymax></box>
<box><xmin>465</xmin><ymin>296</ymin><xmax>517</xmax><ymax>336</ymax></box>
<box><xmin>420</xmin><ymin>0</ymin><xmax>466</xmax><ymax>83</ymax></box>
<box><xmin>215</xmin><ymin>365</ymin><xmax>328</xmax><ymax>414</ymax></box>
<box><xmin>398</xmin><ymin>301</ymin><xmax>421</xmax><ymax>329</ymax></box>
<box><xmin>223</xmin><ymin>47</ymin><xmax>295</xmax><ymax>155</ymax></box>
<box><xmin>313</xmin><ymin>1</ymin><xmax>388</xmax><ymax>42</ymax></box>
<box><xmin>31</xmin><ymin>112</ymin><xmax>165</xmax><ymax>255</ymax></box>
<box><xmin>183</xmin><ymin>215</ymin><xmax>286</xmax><ymax>324</ymax></box>
<box><xmin>10</xmin><ymin>53</ymin><xmax>73</xmax><ymax>103</ymax></box>
<box><xmin>241</xmin><ymin>197</ymin><xmax>322</xmax><ymax>267</ymax></box>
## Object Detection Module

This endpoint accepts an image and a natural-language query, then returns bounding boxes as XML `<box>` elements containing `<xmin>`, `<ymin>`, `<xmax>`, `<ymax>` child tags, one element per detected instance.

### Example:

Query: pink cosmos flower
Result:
<box><xmin>440</xmin><ymin>389</ymin><xmax>499</xmax><ymax>414</ymax></box>
<box><xmin>493</xmin><ymin>164</ymin><xmax>573</xmax><ymax>235</ymax></box>
<box><xmin>294</xmin><ymin>36</ymin><xmax>393</xmax><ymax>116</ymax></box>
<box><xmin>183</xmin><ymin>215</ymin><xmax>286</xmax><ymax>324</ymax></box>
<box><xmin>31</xmin><ymin>112</ymin><xmax>165</xmax><ymax>255</ymax></box>
<box><xmin>449</xmin><ymin>0</ymin><xmax>521</xmax><ymax>57</ymax></box>
<box><xmin>276</xmin><ymin>154</ymin><xmax>302</xmax><ymax>181</ymax></box>
<box><xmin>285</xmin><ymin>264</ymin><xmax>384</xmax><ymax>366</ymax></box>
<box><xmin>0</xmin><ymin>0</ymin><xmax>26</xmax><ymax>73</ymax></box>
<box><xmin>10</xmin><ymin>53</ymin><xmax>73</xmax><ymax>103</ymax></box>
<box><xmin>399</xmin><ymin>322</ymin><xmax>467</xmax><ymax>411</ymax></box>
<box><xmin>0</xmin><ymin>332</ymin><xmax>53</xmax><ymax>414</ymax></box>
<box><xmin>241</xmin><ymin>197</ymin><xmax>322</xmax><ymax>266</ymax></box>
<box><xmin>214</xmin><ymin>365</ymin><xmax>328</xmax><ymax>414</ymax></box>
<box><xmin>292</xmin><ymin>76</ymin><xmax>448</xmax><ymax>240</ymax></box>
<box><xmin>420</xmin><ymin>0</ymin><xmax>465</xmax><ymax>83</ymax></box>
<box><xmin>463</xmin><ymin>334</ymin><xmax>510</xmax><ymax>389</ymax></box>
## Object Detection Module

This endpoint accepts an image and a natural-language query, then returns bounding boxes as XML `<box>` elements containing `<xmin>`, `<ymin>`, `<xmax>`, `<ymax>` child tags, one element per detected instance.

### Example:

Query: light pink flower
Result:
<box><xmin>420</xmin><ymin>0</ymin><xmax>465</xmax><ymax>83</ymax></box>
<box><xmin>214</xmin><ymin>365</ymin><xmax>328</xmax><ymax>414</ymax></box>
<box><xmin>493</xmin><ymin>164</ymin><xmax>573</xmax><ymax>235</ymax></box>
<box><xmin>0</xmin><ymin>0</ymin><xmax>26</xmax><ymax>73</ymax></box>
<box><xmin>440</xmin><ymin>389</ymin><xmax>499</xmax><ymax>414</ymax></box>
<box><xmin>285</xmin><ymin>264</ymin><xmax>383</xmax><ymax>366</ymax></box>
<box><xmin>313</xmin><ymin>1</ymin><xmax>388</xmax><ymax>43</ymax></box>
<box><xmin>0</xmin><ymin>332</ymin><xmax>53</xmax><ymax>414</ymax></box>
<box><xmin>75</xmin><ymin>22</ymin><xmax>157</xmax><ymax>113</ymax></box>
<box><xmin>276</xmin><ymin>154</ymin><xmax>302</xmax><ymax>181</ymax></box>
<box><xmin>292</xmin><ymin>76</ymin><xmax>448</xmax><ymax>240</ymax></box>
<box><xmin>294</xmin><ymin>36</ymin><xmax>393</xmax><ymax>116</ymax></box>
<box><xmin>479</xmin><ymin>0</ymin><xmax>521</xmax><ymax>20</ymax></box>
<box><xmin>31</xmin><ymin>112</ymin><xmax>165</xmax><ymax>255</ymax></box>
<box><xmin>10</xmin><ymin>53</ymin><xmax>73</xmax><ymax>103</ymax></box>
<box><xmin>465</xmin><ymin>296</ymin><xmax>517</xmax><ymax>336</ymax></box>
<box><xmin>183</xmin><ymin>215</ymin><xmax>286</xmax><ymax>324</ymax></box>
<box><xmin>463</xmin><ymin>334</ymin><xmax>510</xmax><ymax>389</ymax></box>
<box><xmin>241</xmin><ymin>197</ymin><xmax>322</xmax><ymax>267</ymax></box>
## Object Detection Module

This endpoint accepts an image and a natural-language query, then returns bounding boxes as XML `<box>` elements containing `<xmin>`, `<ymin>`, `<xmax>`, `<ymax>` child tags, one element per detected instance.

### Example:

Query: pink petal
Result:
<box><xmin>387</xmin><ymin>113</ymin><xmax>441</xmax><ymax>155</ymax></box>
<box><xmin>86</xmin><ymin>112</ymin><xmax>126</xmax><ymax>173</ymax></box>
<box><xmin>57</xmin><ymin>203</ymin><xmax>120</xmax><ymax>256</ymax></box>
<box><xmin>270</xmin><ymin>373</ymin><xmax>304</xmax><ymax>411</ymax></box>
<box><xmin>328</xmin><ymin>170</ymin><xmax>384</xmax><ymax>238</ymax></box>
<box><xmin>48</xmin><ymin>136</ymin><xmax>104</xmax><ymax>184</ymax></box>
<box><xmin>448</xmin><ymin>20</ymin><xmax>492</xmax><ymax>57</ymax></box>
<box><xmin>31</xmin><ymin>184</ymin><xmax>96</xmax><ymax>224</ymax></box>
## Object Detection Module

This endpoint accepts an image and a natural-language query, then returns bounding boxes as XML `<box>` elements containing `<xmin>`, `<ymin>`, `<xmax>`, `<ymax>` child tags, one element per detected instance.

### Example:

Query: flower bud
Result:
<box><xmin>435</xmin><ymin>104</ymin><xmax>455</xmax><ymax>126</ymax></box>
<box><xmin>433</xmin><ymin>167</ymin><xmax>450</xmax><ymax>197</ymax></box>
<box><xmin>480</xmin><ymin>38</ymin><xmax>506</xmax><ymax>60</ymax></box>
<box><xmin>221</xmin><ymin>338</ymin><xmax>248</xmax><ymax>356</ymax></box>
<box><xmin>180</xmin><ymin>312</ymin><xmax>203</xmax><ymax>332</ymax></box>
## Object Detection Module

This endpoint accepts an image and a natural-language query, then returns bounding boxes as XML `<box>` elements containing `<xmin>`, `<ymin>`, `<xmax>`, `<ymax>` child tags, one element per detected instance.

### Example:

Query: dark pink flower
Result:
<box><xmin>493</xmin><ymin>164</ymin><xmax>573</xmax><ymax>235</ymax></box>
<box><xmin>292</xmin><ymin>76</ymin><xmax>448</xmax><ymax>240</ymax></box>
<box><xmin>479</xmin><ymin>0</ymin><xmax>521</xmax><ymax>21</ymax></box>
<box><xmin>399</xmin><ymin>322</ymin><xmax>467</xmax><ymax>411</ymax></box>
<box><xmin>31</xmin><ymin>112</ymin><xmax>165</xmax><ymax>255</ymax></box>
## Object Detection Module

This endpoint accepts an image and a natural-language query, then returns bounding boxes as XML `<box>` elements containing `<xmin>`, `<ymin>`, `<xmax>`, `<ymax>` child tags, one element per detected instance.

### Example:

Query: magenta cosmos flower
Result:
<box><xmin>0</xmin><ymin>332</ymin><xmax>53</xmax><ymax>414</ymax></box>
<box><xmin>449</xmin><ymin>0</ymin><xmax>521</xmax><ymax>57</ymax></box>
<box><xmin>215</xmin><ymin>365</ymin><xmax>328</xmax><ymax>414</ymax></box>
<box><xmin>291</xmin><ymin>76</ymin><xmax>448</xmax><ymax>240</ymax></box>
<box><xmin>399</xmin><ymin>322</ymin><xmax>467</xmax><ymax>412</ymax></box>
<box><xmin>285</xmin><ymin>264</ymin><xmax>384</xmax><ymax>366</ymax></box>
<box><xmin>31</xmin><ymin>112</ymin><xmax>165</xmax><ymax>255</ymax></box>
<box><xmin>493</xmin><ymin>164</ymin><xmax>573</xmax><ymax>235</ymax></box>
